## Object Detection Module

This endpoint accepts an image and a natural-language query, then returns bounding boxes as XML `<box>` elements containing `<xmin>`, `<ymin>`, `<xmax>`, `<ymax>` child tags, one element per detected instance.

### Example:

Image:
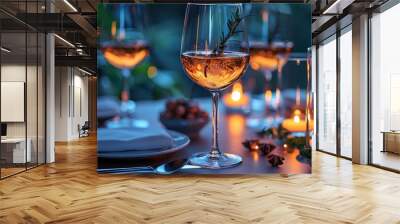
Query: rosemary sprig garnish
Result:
<box><xmin>213</xmin><ymin>8</ymin><xmax>245</xmax><ymax>55</ymax></box>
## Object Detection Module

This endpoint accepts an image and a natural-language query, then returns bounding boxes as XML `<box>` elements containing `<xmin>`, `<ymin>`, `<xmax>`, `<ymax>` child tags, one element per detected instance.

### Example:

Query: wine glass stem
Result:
<box><xmin>121</xmin><ymin>69</ymin><xmax>130</xmax><ymax>102</ymax></box>
<box><xmin>210</xmin><ymin>91</ymin><xmax>221</xmax><ymax>159</ymax></box>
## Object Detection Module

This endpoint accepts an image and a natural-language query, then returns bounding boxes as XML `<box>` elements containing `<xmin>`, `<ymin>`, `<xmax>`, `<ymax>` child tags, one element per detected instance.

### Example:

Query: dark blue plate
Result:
<box><xmin>98</xmin><ymin>130</ymin><xmax>190</xmax><ymax>159</ymax></box>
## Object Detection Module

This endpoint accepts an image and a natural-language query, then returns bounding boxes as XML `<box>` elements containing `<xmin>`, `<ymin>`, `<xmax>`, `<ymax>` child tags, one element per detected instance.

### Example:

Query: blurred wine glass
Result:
<box><xmin>246</xmin><ymin>4</ymin><xmax>293</xmax><ymax>80</ymax></box>
<box><xmin>99</xmin><ymin>4</ymin><xmax>149</xmax><ymax>125</ymax></box>
<box><xmin>245</xmin><ymin>4</ymin><xmax>293</xmax><ymax>127</ymax></box>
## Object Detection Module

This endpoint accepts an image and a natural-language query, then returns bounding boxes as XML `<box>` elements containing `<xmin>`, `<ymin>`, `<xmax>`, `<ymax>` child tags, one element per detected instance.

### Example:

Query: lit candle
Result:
<box><xmin>282</xmin><ymin>111</ymin><xmax>314</xmax><ymax>133</ymax></box>
<box><xmin>223</xmin><ymin>82</ymin><xmax>249</xmax><ymax>109</ymax></box>
<box><xmin>282</xmin><ymin>116</ymin><xmax>306</xmax><ymax>132</ymax></box>
<box><xmin>296</xmin><ymin>86</ymin><xmax>300</xmax><ymax>106</ymax></box>
<box><xmin>293</xmin><ymin>114</ymin><xmax>300</xmax><ymax>123</ymax></box>
<box><xmin>265</xmin><ymin>89</ymin><xmax>272</xmax><ymax>105</ymax></box>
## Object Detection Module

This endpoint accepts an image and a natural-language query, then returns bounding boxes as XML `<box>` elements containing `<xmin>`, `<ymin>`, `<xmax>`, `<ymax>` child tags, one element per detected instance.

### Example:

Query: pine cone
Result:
<box><xmin>242</xmin><ymin>139</ymin><xmax>260</xmax><ymax>151</ymax></box>
<box><xmin>267</xmin><ymin>154</ymin><xmax>285</xmax><ymax>167</ymax></box>
<box><xmin>259</xmin><ymin>143</ymin><xmax>276</xmax><ymax>155</ymax></box>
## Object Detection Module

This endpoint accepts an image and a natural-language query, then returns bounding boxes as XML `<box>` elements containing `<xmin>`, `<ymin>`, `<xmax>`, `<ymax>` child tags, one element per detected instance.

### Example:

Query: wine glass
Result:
<box><xmin>245</xmin><ymin>4</ymin><xmax>293</xmax><ymax>127</ymax></box>
<box><xmin>99</xmin><ymin>4</ymin><xmax>149</xmax><ymax>125</ymax></box>
<box><xmin>180</xmin><ymin>3</ymin><xmax>249</xmax><ymax>169</ymax></box>
<box><xmin>246</xmin><ymin>5</ymin><xmax>276</xmax><ymax>78</ymax></box>
<box><xmin>246</xmin><ymin>4</ymin><xmax>293</xmax><ymax>83</ymax></box>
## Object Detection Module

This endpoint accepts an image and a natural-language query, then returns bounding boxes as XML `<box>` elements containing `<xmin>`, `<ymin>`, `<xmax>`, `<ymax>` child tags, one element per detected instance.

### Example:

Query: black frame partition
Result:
<box><xmin>0</xmin><ymin>8</ymin><xmax>28</xmax><ymax>178</ymax></box>
<box><xmin>0</xmin><ymin>0</ymin><xmax>47</xmax><ymax>180</ymax></box>
<box><xmin>315</xmin><ymin>23</ymin><xmax>353</xmax><ymax>161</ymax></box>
<box><xmin>315</xmin><ymin>0</ymin><xmax>400</xmax><ymax>173</ymax></box>
<box><xmin>315</xmin><ymin>33</ymin><xmax>338</xmax><ymax>157</ymax></box>
<box><xmin>368</xmin><ymin>0</ymin><xmax>400</xmax><ymax>173</ymax></box>
<box><xmin>337</xmin><ymin>24</ymin><xmax>353</xmax><ymax>159</ymax></box>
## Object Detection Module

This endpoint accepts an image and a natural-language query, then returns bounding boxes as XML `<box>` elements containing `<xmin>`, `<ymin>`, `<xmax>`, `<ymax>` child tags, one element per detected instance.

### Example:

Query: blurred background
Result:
<box><xmin>97</xmin><ymin>4</ymin><xmax>311</xmax><ymax>101</ymax></box>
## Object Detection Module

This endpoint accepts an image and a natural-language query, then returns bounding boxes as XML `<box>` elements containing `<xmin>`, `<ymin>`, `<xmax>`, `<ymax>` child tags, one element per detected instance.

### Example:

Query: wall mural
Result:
<box><xmin>97</xmin><ymin>3</ymin><xmax>312</xmax><ymax>175</ymax></box>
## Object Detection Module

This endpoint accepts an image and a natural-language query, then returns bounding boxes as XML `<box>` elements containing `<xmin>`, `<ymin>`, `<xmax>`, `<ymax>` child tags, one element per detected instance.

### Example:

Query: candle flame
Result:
<box><xmin>250</xmin><ymin>142</ymin><xmax>259</xmax><ymax>151</ymax></box>
<box><xmin>231</xmin><ymin>82</ymin><xmax>243</xmax><ymax>102</ymax></box>
<box><xmin>265</xmin><ymin>89</ymin><xmax>272</xmax><ymax>103</ymax></box>
<box><xmin>111</xmin><ymin>21</ymin><xmax>117</xmax><ymax>38</ymax></box>
<box><xmin>232</xmin><ymin>91</ymin><xmax>241</xmax><ymax>101</ymax></box>
<box><xmin>294</xmin><ymin>115</ymin><xmax>300</xmax><ymax>123</ymax></box>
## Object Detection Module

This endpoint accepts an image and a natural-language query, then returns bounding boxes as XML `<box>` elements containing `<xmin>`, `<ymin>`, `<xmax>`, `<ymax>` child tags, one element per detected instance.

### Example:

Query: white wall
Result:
<box><xmin>1</xmin><ymin>65</ymin><xmax>41</xmax><ymax>138</ymax></box>
<box><xmin>1</xmin><ymin>65</ymin><xmax>26</xmax><ymax>139</ymax></box>
<box><xmin>54</xmin><ymin>67</ymin><xmax>69</xmax><ymax>141</ymax></box>
<box><xmin>54</xmin><ymin>67</ymin><xmax>89</xmax><ymax>141</ymax></box>
<box><xmin>72</xmin><ymin>73</ymin><xmax>89</xmax><ymax>138</ymax></box>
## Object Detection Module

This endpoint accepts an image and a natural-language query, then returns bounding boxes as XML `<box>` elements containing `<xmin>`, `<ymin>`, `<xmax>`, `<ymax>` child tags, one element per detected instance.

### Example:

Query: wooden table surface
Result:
<box><xmin>99</xmin><ymin>99</ymin><xmax>311</xmax><ymax>174</ymax></box>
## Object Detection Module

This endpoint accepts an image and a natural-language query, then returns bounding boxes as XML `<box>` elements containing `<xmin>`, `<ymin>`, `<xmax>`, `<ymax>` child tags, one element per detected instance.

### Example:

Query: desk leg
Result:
<box><xmin>382</xmin><ymin>133</ymin><xmax>386</xmax><ymax>153</ymax></box>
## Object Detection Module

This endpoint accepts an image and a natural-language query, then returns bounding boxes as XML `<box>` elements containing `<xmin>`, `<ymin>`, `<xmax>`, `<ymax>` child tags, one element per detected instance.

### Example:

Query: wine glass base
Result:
<box><xmin>189</xmin><ymin>152</ymin><xmax>242</xmax><ymax>169</ymax></box>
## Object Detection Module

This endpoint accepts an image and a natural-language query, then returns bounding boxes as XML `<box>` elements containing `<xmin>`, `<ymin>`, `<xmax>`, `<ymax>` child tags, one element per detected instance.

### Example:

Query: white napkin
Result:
<box><xmin>98</xmin><ymin>127</ymin><xmax>174</xmax><ymax>153</ymax></box>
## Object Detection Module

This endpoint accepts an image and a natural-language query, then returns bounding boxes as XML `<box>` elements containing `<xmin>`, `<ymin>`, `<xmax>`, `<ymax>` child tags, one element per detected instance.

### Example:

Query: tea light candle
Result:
<box><xmin>282</xmin><ymin>115</ymin><xmax>306</xmax><ymax>132</ymax></box>
<box><xmin>223</xmin><ymin>82</ymin><xmax>250</xmax><ymax>113</ymax></box>
<box><xmin>265</xmin><ymin>89</ymin><xmax>272</xmax><ymax>106</ymax></box>
<box><xmin>282</xmin><ymin>110</ymin><xmax>314</xmax><ymax>133</ymax></box>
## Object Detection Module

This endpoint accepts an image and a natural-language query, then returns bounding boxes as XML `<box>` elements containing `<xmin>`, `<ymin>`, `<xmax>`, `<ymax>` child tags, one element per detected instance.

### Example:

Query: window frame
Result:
<box><xmin>367</xmin><ymin>0</ymin><xmax>400</xmax><ymax>173</ymax></box>
<box><xmin>315</xmin><ymin>24</ymin><xmax>353</xmax><ymax>161</ymax></box>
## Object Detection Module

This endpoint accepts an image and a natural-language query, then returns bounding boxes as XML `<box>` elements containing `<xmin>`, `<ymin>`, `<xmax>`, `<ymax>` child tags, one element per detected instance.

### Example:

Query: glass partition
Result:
<box><xmin>0</xmin><ymin>28</ymin><xmax>28</xmax><ymax>178</ymax></box>
<box><xmin>38</xmin><ymin>32</ymin><xmax>46</xmax><ymax>165</ymax></box>
<box><xmin>37</xmin><ymin>0</ymin><xmax>46</xmax><ymax>166</ymax></box>
<box><xmin>370</xmin><ymin>3</ymin><xmax>400</xmax><ymax>171</ymax></box>
<box><xmin>339</xmin><ymin>27</ymin><xmax>352</xmax><ymax>158</ymax></box>
<box><xmin>0</xmin><ymin>1</ymin><xmax>46</xmax><ymax>179</ymax></box>
<box><xmin>317</xmin><ymin>36</ymin><xmax>337</xmax><ymax>154</ymax></box>
<box><xmin>27</xmin><ymin>30</ymin><xmax>38</xmax><ymax>169</ymax></box>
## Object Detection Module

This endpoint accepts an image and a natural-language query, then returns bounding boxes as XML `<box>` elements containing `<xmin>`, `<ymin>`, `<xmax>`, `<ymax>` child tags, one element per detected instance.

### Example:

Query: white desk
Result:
<box><xmin>1</xmin><ymin>138</ymin><xmax>31</xmax><ymax>163</ymax></box>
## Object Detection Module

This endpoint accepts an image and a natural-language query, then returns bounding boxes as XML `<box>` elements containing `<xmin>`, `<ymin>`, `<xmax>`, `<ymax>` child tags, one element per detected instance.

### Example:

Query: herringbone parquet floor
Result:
<box><xmin>1</xmin><ymin>135</ymin><xmax>400</xmax><ymax>224</ymax></box>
